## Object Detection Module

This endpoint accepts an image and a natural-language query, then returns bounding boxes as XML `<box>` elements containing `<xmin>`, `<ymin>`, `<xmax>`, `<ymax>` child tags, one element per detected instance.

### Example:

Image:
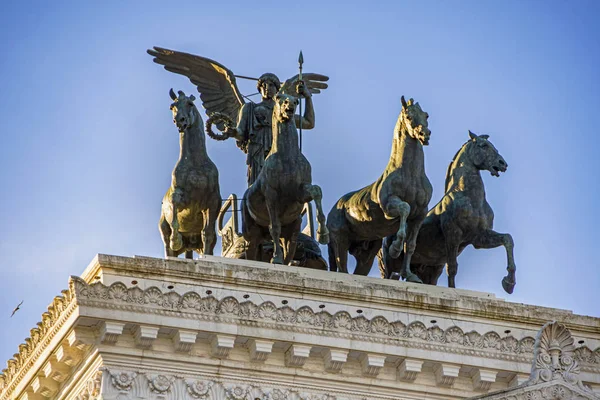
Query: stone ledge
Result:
<box><xmin>80</xmin><ymin>254</ymin><xmax>600</xmax><ymax>334</ymax></box>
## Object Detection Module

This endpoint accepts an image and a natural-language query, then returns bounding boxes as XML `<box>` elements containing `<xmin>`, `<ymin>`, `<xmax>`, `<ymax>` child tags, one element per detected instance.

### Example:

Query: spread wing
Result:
<box><xmin>280</xmin><ymin>73</ymin><xmax>329</xmax><ymax>96</ymax></box>
<box><xmin>147</xmin><ymin>47</ymin><xmax>245</xmax><ymax>129</ymax></box>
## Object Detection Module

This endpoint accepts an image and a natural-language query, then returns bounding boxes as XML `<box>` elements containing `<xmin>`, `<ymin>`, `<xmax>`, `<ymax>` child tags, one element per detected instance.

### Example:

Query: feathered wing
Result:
<box><xmin>147</xmin><ymin>46</ymin><xmax>245</xmax><ymax>129</ymax></box>
<box><xmin>279</xmin><ymin>73</ymin><xmax>329</xmax><ymax>96</ymax></box>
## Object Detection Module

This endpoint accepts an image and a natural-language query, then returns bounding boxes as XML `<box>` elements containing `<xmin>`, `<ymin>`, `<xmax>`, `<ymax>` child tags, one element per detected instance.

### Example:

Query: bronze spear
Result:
<box><xmin>298</xmin><ymin>50</ymin><xmax>304</xmax><ymax>152</ymax></box>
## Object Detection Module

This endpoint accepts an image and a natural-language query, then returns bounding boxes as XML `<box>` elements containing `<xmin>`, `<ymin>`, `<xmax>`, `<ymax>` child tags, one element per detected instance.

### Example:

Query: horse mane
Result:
<box><xmin>444</xmin><ymin>141</ymin><xmax>469</xmax><ymax>192</ymax></box>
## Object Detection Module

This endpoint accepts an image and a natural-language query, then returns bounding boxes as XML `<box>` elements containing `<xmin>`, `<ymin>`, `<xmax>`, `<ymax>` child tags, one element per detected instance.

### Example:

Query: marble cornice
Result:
<box><xmin>70</xmin><ymin>277</ymin><xmax>600</xmax><ymax>371</ymax></box>
<box><xmin>2</xmin><ymin>254</ymin><xmax>600</xmax><ymax>400</ymax></box>
<box><xmin>83</xmin><ymin>254</ymin><xmax>600</xmax><ymax>334</ymax></box>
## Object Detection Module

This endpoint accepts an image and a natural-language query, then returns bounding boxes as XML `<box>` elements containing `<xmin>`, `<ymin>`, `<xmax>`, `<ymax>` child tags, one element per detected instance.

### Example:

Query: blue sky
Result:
<box><xmin>1</xmin><ymin>1</ymin><xmax>599</xmax><ymax>364</ymax></box>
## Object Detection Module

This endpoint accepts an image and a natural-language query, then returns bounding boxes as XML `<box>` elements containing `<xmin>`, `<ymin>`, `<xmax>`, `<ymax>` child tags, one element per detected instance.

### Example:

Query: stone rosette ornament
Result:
<box><xmin>109</xmin><ymin>370</ymin><xmax>137</xmax><ymax>392</ymax></box>
<box><xmin>185</xmin><ymin>379</ymin><xmax>214</xmax><ymax>399</ymax></box>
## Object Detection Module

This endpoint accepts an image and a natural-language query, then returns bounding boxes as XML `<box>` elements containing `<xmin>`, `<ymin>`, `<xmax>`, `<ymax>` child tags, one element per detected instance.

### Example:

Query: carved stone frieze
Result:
<box><xmin>68</xmin><ymin>277</ymin><xmax>598</xmax><ymax>369</ymax></box>
<box><xmin>101</xmin><ymin>369</ymin><xmax>346</xmax><ymax>400</ymax></box>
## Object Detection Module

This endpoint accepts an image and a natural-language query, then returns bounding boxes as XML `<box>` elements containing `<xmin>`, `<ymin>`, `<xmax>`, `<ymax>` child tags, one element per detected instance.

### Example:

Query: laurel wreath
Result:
<box><xmin>205</xmin><ymin>112</ymin><xmax>235</xmax><ymax>141</ymax></box>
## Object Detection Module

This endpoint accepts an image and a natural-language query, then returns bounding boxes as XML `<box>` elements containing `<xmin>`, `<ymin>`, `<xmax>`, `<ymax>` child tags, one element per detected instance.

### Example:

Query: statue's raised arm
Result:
<box><xmin>280</xmin><ymin>73</ymin><xmax>329</xmax><ymax>130</ymax></box>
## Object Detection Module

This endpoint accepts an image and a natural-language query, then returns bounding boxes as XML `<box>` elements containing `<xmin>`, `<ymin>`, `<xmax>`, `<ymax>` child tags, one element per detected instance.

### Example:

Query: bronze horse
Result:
<box><xmin>327</xmin><ymin>97</ymin><xmax>432</xmax><ymax>282</ymax></box>
<box><xmin>159</xmin><ymin>89</ymin><xmax>221</xmax><ymax>258</ymax></box>
<box><xmin>380</xmin><ymin>131</ymin><xmax>516</xmax><ymax>294</ymax></box>
<box><xmin>242</xmin><ymin>88</ymin><xmax>329</xmax><ymax>264</ymax></box>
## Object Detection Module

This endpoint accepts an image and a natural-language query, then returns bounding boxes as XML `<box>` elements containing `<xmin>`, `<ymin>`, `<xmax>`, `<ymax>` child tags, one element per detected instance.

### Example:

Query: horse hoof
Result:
<box><xmin>389</xmin><ymin>240</ymin><xmax>403</xmax><ymax>258</ymax></box>
<box><xmin>390</xmin><ymin>272</ymin><xmax>402</xmax><ymax>281</ymax></box>
<box><xmin>317</xmin><ymin>231</ymin><xmax>330</xmax><ymax>245</ymax></box>
<box><xmin>271</xmin><ymin>255</ymin><xmax>284</xmax><ymax>265</ymax></box>
<box><xmin>502</xmin><ymin>276</ymin><xmax>515</xmax><ymax>294</ymax></box>
<box><xmin>170</xmin><ymin>235</ymin><xmax>183</xmax><ymax>251</ymax></box>
<box><xmin>405</xmin><ymin>272</ymin><xmax>423</xmax><ymax>284</ymax></box>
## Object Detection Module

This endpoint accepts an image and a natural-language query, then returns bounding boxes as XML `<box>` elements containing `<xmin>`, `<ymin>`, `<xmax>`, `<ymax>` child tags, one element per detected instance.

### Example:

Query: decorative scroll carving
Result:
<box><xmin>530</xmin><ymin>322</ymin><xmax>589</xmax><ymax>393</ymax></box>
<box><xmin>471</xmin><ymin>322</ymin><xmax>600</xmax><ymax>400</ymax></box>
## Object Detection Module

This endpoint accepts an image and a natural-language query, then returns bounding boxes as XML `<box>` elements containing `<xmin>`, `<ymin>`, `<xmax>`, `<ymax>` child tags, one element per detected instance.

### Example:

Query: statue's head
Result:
<box><xmin>399</xmin><ymin>96</ymin><xmax>431</xmax><ymax>145</ymax></box>
<box><xmin>169</xmin><ymin>88</ymin><xmax>198</xmax><ymax>131</ymax></box>
<box><xmin>257</xmin><ymin>73</ymin><xmax>281</xmax><ymax>100</ymax></box>
<box><xmin>273</xmin><ymin>93</ymin><xmax>298</xmax><ymax>123</ymax></box>
<box><xmin>467</xmin><ymin>130</ymin><xmax>507</xmax><ymax>177</ymax></box>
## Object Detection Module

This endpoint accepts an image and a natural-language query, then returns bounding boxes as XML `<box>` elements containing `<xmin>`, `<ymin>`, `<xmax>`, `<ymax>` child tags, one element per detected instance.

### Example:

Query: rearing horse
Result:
<box><xmin>380</xmin><ymin>131</ymin><xmax>516</xmax><ymax>294</ymax></box>
<box><xmin>159</xmin><ymin>89</ymin><xmax>221</xmax><ymax>258</ymax></box>
<box><xmin>242</xmin><ymin>89</ymin><xmax>329</xmax><ymax>264</ymax></box>
<box><xmin>327</xmin><ymin>96</ymin><xmax>432</xmax><ymax>281</ymax></box>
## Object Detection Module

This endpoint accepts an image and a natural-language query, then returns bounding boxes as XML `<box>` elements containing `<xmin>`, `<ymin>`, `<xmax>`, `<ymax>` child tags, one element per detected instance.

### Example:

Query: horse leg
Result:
<box><xmin>264</xmin><ymin>187</ymin><xmax>284</xmax><ymax>264</ymax></box>
<box><xmin>442</xmin><ymin>225</ymin><xmax>462</xmax><ymax>288</ymax></box>
<box><xmin>245</xmin><ymin>238</ymin><xmax>260</xmax><ymax>261</ymax></box>
<box><xmin>471</xmin><ymin>230</ymin><xmax>516</xmax><ymax>294</ymax></box>
<box><xmin>382</xmin><ymin>196</ymin><xmax>410</xmax><ymax>258</ymax></box>
<box><xmin>201</xmin><ymin>203</ymin><xmax>219</xmax><ymax>256</ymax></box>
<box><xmin>381</xmin><ymin>234</ymin><xmax>403</xmax><ymax>279</ymax></box>
<box><xmin>427</xmin><ymin>265</ymin><xmax>445</xmax><ymax>285</ymax></box>
<box><xmin>284</xmin><ymin>218</ymin><xmax>302</xmax><ymax>265</ymax></box>
<box><xmin>399</xmin><ymin>219</ymin><xmax>424</xmax><ymax>283</ymax></box>
<box><xmin>159</xmin><ymin>215</ymin><xmax>173</xmax><ymax>258</ymax></box>
<box><xmin>300</xmin><ymin>184</ymin><xmax>329</xmax><ymax>244</ymax></box>
<box><xmin>169</xmin><ymin>188</ymin><xmax>184</xmax><ymax>252</ymax></box>
<box><xmin>185</xmin><ymin>251</ymin><xmax>193</xmax><ymax>259</ymax></box>
<box><xmin>353</xmin><ymin>239</ymin><xmax>382</xmax><ymax>275</ymax></box>
<box><xmin>328</xmin><ymin>233</ymin><xmax>350</xmax><ymax>273</ymax></box>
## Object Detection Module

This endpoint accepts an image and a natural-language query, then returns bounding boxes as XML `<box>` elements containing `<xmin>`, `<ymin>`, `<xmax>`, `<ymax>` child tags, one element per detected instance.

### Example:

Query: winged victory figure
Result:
<box><xmin>147</xmin><ymin>47</ymin><xmax>329</xmax><ymax>186</ymax></box>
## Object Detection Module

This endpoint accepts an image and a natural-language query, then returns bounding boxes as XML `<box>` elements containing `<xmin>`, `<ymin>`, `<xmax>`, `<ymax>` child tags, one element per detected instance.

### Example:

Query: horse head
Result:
<box><xmin>397</xmin><ymin>96</ymin><xmax>430</xmax><ymax>145</ymax></box>
<box><xmin>169</xmin><ymin>88</ymin><xmax>199</xmax><ymax>131</ymax></box>
<box><xmin>273</xmin><ymin>93</ymin><xmax>299</xmax><ymax>124</ymax></box>
<box><xmin>466</xmin><ymin>130</ymin><xmax>507</xmax><ymax>177</ymax></box>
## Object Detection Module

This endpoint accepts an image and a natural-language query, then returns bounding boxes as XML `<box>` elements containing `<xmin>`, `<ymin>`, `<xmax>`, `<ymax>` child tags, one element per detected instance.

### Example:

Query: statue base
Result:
<box><xmin>1</xmin><ymin>254</ymin><xmax>599</xmax><ymax>400</ymax></box>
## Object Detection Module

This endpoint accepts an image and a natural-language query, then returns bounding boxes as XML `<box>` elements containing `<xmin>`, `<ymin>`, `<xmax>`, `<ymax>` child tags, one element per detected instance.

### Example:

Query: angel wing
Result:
<box><xmin>280</xmin><ymin>73</ymin><xmax>329</xmax><ymax>96</ymax></box>
<box><xmin>147</xmin><ymin>47</ymin><xmax>245</xmax><ymax>129</ymax></box>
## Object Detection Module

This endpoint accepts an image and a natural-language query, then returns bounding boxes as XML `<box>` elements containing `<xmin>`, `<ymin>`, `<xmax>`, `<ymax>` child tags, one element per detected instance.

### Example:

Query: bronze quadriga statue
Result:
<box><xmin>327</xmin><ymin>97</ymin><xmax>432</xmax><ymax>282</ymax></box>
<box><xmin>242</xmin><ymin>84</ymin><xmax>329</xmax><ymax>265</ymax></box>
<box><xmin>159</xmin><ymin>89</ymin><xmax>221</xmax><ymax>258</ymax></box>
<box><xmin>380</xmin><ymin>131</ymin><xmax>517</xmax><ymax>293</ymax></box>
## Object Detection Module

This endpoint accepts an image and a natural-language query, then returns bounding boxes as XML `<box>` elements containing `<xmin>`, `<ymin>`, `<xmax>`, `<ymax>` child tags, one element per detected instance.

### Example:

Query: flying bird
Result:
<box><xmin>10</xmin><ymin>300</ymin><xmax>23</xmax><ymax>317</ymax></box>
